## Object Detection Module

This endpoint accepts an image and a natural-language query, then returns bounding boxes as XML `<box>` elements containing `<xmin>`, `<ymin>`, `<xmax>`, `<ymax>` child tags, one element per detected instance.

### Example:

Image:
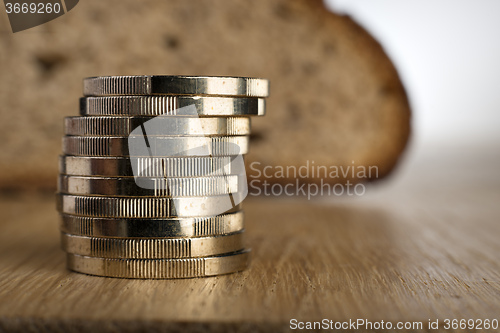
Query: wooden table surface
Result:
<box><xmin>0</xmin><ymin>144</ymin><xmax>499</xmax><ymax>332</ymax></box>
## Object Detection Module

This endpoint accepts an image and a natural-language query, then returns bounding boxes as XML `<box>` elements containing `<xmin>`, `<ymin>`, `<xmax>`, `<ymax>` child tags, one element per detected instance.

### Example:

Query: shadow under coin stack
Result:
<box><xmin>57</xmin><ymin>76</ymin><xmax>269</xmax><ymax>278</ymax></box>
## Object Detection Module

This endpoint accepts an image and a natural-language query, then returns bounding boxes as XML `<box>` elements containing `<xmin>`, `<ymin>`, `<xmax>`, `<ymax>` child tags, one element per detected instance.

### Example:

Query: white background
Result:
<box><xmin>325</xmin><ymin>0</ymin><xmax>500</xmax><ymax>148</ymax></box>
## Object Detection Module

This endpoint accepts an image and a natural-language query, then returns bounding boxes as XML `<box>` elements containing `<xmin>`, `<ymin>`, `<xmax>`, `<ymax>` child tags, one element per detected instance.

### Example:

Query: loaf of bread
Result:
<box><xmin>0</xmin><ymin>0</ymin><xmax>410</xmax><ymax>190</ymax></box>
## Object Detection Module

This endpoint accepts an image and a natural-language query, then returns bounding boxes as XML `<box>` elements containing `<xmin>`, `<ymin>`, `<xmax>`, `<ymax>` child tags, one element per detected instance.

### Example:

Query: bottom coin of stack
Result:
<box><xmin>56</xmin><ymin>75</ymin><xmax>270</xmax><ymax>279</ymax></box>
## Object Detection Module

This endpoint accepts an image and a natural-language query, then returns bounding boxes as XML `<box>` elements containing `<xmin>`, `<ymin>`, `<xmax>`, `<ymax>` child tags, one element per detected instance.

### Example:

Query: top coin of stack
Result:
<box><xmin>57</xmin><ymin>75</ymin><xmax>269</xmax><ymax>279</ymax></box>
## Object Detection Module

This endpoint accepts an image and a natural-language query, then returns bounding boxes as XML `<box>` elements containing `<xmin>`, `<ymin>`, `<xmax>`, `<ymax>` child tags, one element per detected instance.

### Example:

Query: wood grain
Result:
<box><xmin>0</xmin><ymin>146</ymin><xmax>499</xmax><ymax>332</ymax></box>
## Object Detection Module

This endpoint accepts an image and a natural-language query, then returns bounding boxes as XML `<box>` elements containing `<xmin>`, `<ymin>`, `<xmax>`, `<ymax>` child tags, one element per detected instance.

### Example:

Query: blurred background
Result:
<box><xmin>326</xmin><ymin>0</ymin><xmax>500</xmax><ymax>148</ymax></box>
<box><xmin>0</xmin><ymin>0</ymin><xmax>499</xmax><ymax>193</ymax></box>
<box><xmin>322</xmin><ymin>0</ymin><xmax>500</xmax><ymax>206</ymax></box>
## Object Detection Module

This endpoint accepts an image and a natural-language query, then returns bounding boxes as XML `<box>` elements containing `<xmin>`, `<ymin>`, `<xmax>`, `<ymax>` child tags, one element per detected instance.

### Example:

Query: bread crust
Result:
<box><xmin>245</xmin><ymin>0</ymin><xmax>411</xmax><ymax>185</ymax></box>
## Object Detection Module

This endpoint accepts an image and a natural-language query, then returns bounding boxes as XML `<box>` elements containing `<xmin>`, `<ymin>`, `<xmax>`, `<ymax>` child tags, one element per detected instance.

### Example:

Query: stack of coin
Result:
<box><xmin>57</xmin><ymin>75</ymin><xmax>269</xmax><ymax>278</ymax></box>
